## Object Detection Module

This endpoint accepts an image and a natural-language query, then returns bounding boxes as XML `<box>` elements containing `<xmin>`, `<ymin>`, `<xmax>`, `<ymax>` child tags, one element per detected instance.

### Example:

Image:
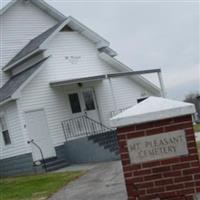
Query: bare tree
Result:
<box><xmin>184</xmin><ymin>93</ymin><xmax>200</xmax><ymax>122</ymax></box>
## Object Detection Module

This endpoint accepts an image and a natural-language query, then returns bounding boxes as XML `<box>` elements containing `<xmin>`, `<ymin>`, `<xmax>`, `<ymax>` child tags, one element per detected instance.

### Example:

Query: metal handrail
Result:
<box><xmin>27</xmin><ymin>139</ymin><xmax>47</xmax><ymax>172</ymax></box>
<box><xmin>61</xmin><ymin>115</ymin><xmax>113</xmax><ymax>140</ymax></box>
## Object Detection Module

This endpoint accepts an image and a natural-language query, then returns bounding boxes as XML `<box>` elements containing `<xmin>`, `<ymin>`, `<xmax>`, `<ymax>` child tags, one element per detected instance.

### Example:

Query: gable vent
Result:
<box><xmin>60</xmin><ymin>25</ymin><xmax>74</xmax><ymax>32</ymax></box>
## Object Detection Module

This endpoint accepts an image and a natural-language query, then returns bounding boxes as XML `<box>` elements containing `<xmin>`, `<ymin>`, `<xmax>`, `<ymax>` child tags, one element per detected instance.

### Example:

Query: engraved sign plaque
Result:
<box><xmin>127</xmin><ymin>130</ymin><xmax>188</xmax><ymax>164</ymax></box>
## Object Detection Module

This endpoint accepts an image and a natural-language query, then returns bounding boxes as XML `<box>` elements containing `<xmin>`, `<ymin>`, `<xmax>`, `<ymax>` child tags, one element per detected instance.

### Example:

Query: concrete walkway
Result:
<box><xmin>48</xmin><ymin>161</ymin><xmax>127</xmax><ymax>200</ymax></box>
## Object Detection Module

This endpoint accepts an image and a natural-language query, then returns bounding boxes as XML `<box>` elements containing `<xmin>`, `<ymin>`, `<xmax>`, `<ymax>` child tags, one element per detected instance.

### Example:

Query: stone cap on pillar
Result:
<box><xmin>110</xmin><ymin>96</ymin><xmax>195</xmax><ymax>128</ymax></box>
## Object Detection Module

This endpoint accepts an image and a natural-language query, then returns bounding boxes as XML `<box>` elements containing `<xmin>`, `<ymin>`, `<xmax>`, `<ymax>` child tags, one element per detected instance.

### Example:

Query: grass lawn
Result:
<box><xmin>0</xmin><ymin>171</ymin><xmax>83</xmax><ymax>200</ymax></box>
<box><xmin>197</xmin><ymin>141</ymin><xmax>200</xmax><ymax>158</ymax></box>
<box><xmin>194</xmin><ymin>124</ymin><xmax>200</xmax><ymax>132</ymax></box>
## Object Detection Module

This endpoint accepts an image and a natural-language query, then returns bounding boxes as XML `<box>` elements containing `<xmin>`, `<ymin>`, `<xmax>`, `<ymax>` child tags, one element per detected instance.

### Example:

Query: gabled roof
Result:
<box><xmin>110</xmin><ymin>96</ymin><xmax>195</xmax><ymax>127</ymax></box>
<box><xmin>3</xmin><ymin>17</ymin><xmax>117</xmax><ymax>71</ymax></box>
<box><xmin>0</xmin><ymin>58</ymin><xmax>47</xmax><ymax>104</ymax></box>
<box><xmin>3</xmin><ymin>21</ymin><xmax>64</xmax><ymax>70</ymax></box>
<box><xmin>0</xmin><ymin>0</ymin><xmax>66</xmax><ymax>21</ymax></box>
<box><xmin>0</xmin><ymin>0</ymin><xmax>162</xmax><ymax>98</ymax></box>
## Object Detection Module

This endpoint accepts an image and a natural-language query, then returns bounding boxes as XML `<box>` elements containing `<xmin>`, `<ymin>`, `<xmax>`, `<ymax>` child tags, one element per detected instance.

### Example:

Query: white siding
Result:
<box><xmin>18</xmin><ymin>32</ymin><xmax>154</xmax><ymax>149</ymax></box>
<box><xmin>94</xmin><ymin>78</ymin><xmax>152</xmax><ymax>127</ymax></box>
<box><xmin>0</xmin><ymin>0</ymin><xmax>58</xmax><ymax>86</ymax></box>
<box><xmin>45</xmin><ymin>32</ymin><xmax>118</xmax><ymax>82</ymax></box>
<box><xmin>19</xmin><ymin>70</ymin><xmax>71</xmax><ymax>147</ymax></box>
<box><xmin>0</xmin><ymin>101</ymin><xmax>29</xmax><ymax>159</ymax></box>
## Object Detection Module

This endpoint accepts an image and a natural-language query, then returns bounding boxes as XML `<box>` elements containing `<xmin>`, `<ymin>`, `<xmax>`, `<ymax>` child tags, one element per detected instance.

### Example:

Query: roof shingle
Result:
<box><xmin>0</xmin><ymin>59</ymin><xmax>47</xmax><ymax>103</ymax></box>
<box><xmin>4</xmin><ymin>21</ymin><xmax>63</xmax><ymax>69</ymax></box>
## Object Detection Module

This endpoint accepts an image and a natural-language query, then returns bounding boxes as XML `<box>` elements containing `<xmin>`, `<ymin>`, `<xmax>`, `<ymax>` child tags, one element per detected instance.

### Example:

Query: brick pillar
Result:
<box><xmin>110</xmin><ymin>97</ymin><xmax>200</xmax><ymax>200</ymax></box>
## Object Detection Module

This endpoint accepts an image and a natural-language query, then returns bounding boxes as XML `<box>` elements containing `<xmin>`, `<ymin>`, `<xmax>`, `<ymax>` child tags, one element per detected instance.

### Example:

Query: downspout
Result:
<box><xmin>158</xmin><ymin>70</ymin><xmax>166</xmax><ymax>98</ymax></box>
<box><xmin>107</xmin><ymin>75</ymin><xmax>117</xmax><ymax>112</ymax></box>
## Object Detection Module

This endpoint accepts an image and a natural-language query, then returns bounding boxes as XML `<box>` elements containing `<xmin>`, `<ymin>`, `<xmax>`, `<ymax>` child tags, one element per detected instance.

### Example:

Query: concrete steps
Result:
<box><xmin>41</xmin><ymin>157</ymin><xmax>69</xmax><ymax>172</ymax></box>
<box><xmin>88</xmin><ymin>130</ymin><xmax>119</xmax><ymax>155</ymax></box>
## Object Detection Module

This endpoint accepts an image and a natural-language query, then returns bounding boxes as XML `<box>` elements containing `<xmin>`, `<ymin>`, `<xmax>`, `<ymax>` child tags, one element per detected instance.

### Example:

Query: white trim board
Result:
<box><xmin>0</xmin><ymin>0</ymin><xmax>66</xmax><ymax>21</ymax></box>
<box><xmin>99</xmin><ymin>53</ymin><xmax>161</xmax><ymax>95</ymax></box>
<box><xmin>110</xmin><ymin>96</ymin><xmax>195</xmax><ymax>127</ymax></box>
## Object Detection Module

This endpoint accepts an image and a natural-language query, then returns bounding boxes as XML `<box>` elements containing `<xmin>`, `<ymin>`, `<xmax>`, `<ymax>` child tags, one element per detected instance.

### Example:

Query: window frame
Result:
<box><xmin>68</xmin><ymin>93</ymin><xmax>82</xmax><ymax>114</ymax></box>
<box><xmin>82</xmin><ymin>89</ymin><xmax>96</xmax><ymax>111</ymax></box>
<box><xmin>0</xmin><ymin>113</ymin><xmax>12</xmax><ymax>146</ymax></box>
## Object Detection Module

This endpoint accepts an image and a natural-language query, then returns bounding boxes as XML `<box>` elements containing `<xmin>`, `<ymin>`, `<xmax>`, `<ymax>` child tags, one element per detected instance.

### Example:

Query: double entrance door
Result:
<box><xmin>67</xmin><ymin>88</ymin><xmax>101</xmax><ymax>137</ymax></box>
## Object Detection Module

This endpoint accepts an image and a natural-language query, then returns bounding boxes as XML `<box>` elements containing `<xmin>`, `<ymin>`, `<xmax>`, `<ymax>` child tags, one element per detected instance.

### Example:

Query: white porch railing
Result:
<box><xmin>61</xmin><ymin>115</ymin><xmax>113</xmax><ymax>140</ymax></box>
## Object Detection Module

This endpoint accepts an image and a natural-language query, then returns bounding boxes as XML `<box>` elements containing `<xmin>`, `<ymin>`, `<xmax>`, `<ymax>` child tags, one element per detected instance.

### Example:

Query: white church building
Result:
<box><xmin>0</xmin><ymin>0</ymin><xmax>161</xmax><ymax>176</ymax></box>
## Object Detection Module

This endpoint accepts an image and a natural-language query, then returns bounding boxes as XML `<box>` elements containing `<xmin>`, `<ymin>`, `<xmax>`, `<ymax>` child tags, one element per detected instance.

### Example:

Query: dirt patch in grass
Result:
<box><xmin>0</xmin><ymin>171</ymin><xmax>83</xmax><ymax>200</ymax></box>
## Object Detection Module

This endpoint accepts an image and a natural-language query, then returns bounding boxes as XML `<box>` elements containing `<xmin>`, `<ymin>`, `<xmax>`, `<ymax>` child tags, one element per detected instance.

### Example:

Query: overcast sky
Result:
<box><xmin>1</xmin><ymin>0</ymin><xmax>200</xmax><ymax>100</ymax></box>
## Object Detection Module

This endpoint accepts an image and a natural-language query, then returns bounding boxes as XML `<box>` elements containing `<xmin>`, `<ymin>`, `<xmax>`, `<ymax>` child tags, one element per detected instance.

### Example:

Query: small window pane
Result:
<box><xmin>2</xmin><ymin>130</ymin><xmax>11</xmax><ymax>145</ymax></box>
<box><xmin>69</xmin><ymin>93</ymin><xmax>81</xmax><ymax>113</ymax></box>
<box><xmin>82</xmin><ymin>90</ymin><xmax>95</xmax><ymax>111</ymax></box>
<box><xmin>0</xmin><ymin>116</ymin><xmax>11</xmax><ymax>146</ymax></box>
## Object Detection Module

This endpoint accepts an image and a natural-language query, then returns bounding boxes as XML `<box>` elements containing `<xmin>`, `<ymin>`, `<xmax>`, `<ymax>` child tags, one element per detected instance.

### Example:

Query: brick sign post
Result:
<box><xmin>110</xmin><ymin>97</ymin><xmax>200</xmax><ymax>200</ymax></box>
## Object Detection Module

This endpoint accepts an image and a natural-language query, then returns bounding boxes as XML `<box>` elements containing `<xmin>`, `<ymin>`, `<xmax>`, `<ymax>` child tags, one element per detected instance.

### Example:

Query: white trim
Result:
<box><xmin>31</xmin><ymin>0</ymin><xmax>66</xmax><ymax>21</ymax></box>
<box><xmin>108</xmin><ymin>78</ymin><xmax>118</xmax><ymax>112</ymax></box>
<box><xmin>24</xmin><ymin>107</ymin><xmax>56</xmax><ymax>161</ymax></box>
<box><xmin>0</xmin><ymin>98</ymin><xmax>13</xmax><ymax>106</ymax></box>
<box><xmin>134</xmin><ymin>76</ymin><xmax>161</xmax><ymax>95</ymax></box>
<box><xmin>16</xmin><ymin>99</ymin><xmax>31</xmax><ymax>153</ymax></box>
<box><xmin>41</xmin><ymin>17</ymin><xmax>110</xmax><ymax>50</ymax></box>
<box><xmin>111</xmin><ymin>106</ymin><xmax>195</xmax><ymax>128</ymax></box>
<box><xmin>24</xmin><ymin>107</ymin><xmax>47</xmax><ymax>114</ymax></box>
<box><xmin>99</xmin><ymin>52</ymin><xmax>161</xmax><ymax>95</ymax></box>
<box><xmin>110</xmin><ymin>96</ymin><xmax>196</xmax><ymax>127</ymax></box>
<box><xmin>68</xmin><ymin>16</ymin><xmax>109</xmax><ymax>48</ymax></box>
<box><xmin>0</xmin><ymin>0</ymin><xmax>17</xmax><ymax>15</ymax></box>
<box><xmin>158</xmin><ymin>71</ymin><xmax>167</xmax><ymax>97</ymax></box>
<box><xmin>12</xmin><ymin>60</ymin><xmax>47</xmax><ymax>99</ymax></box>
<box><xmin>4</xmin><ymin>17</ymin><xmax>112</xmax><ymax>71</ymax></box>
<box><xmin>99</xmin><ymin>52</ymin><xmax>133</xmax><ymax>72</ymax></box>
<box><xmin>3</xmin><ymin>49</ymin><xmax>41</xmax><ymax>72</ymax></box>
<box><xmin>40</xmin><ymin>18</ymin><xmax>71</xmax><ymax>49</ymax></box>
<box><xmin>0</xmin><ymin>59</ymin><xmax>48</xmax><ymax>107</ymax></box>
<box><xmin>0</xmin><ymin>0</ymin><xmax>66</xmax><ymax>21</ymax></box>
